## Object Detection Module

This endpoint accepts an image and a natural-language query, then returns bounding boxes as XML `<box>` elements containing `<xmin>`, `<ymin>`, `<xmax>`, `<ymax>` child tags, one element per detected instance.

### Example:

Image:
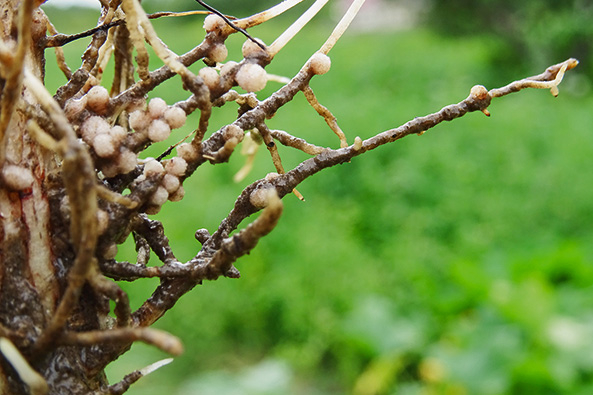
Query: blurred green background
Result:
<box><xmin>43</xmin><ymin>1</ymin><xmax>593</xmax><ymax>394</ymax></box>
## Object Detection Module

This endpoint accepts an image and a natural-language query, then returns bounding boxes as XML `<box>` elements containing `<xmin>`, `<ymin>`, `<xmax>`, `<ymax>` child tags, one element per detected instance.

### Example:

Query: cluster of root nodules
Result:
<box><xmin>49</xmin><ymin>1</ymin><xmax>348</xmax><ymax>234</ymax></box>
<box><xmin>66</xmin><ymin>85</ymin><xmax>188</xmax><ymax>213</ymax></box>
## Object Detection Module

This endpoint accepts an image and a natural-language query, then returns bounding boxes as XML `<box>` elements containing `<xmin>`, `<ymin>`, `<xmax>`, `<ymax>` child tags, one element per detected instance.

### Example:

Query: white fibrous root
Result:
<box><xmin>207</xmin><ymin>44</ymin><xmax>228</xmax><ymax>64</ymax></box>
<box><xmin>176</xmin><ymin>143</ymin><xmax>198</xmax><ymax>162</ymax></box>
<box><xmin>163</xmin><ymin>106</ymin><xmax>187</xmax><ymax>129</ymax></box>
<box><xmin>129</xmin><ymin>109</ymin><xmax>150</xmax><ymax>132</ymax></box>
<box><xmin>139</xmin><ymin>358</ymin><xmax>174</xmax><ymax>377</ymax></box>
<box><xmin>148</xmin><ymin>119</ymin><xmax>171</xmax><ymax>142</ymax></box>
<box><xmin>0</xmin><ymin>337</ymin><xmax>48</xmax><ymax>395</ymax></box>
<box><xmin>203</xmin><ymin>14</ymin><xmax>225</xmax><ymax>32</ymax></box>
<box><xmin>242</xmin><ymin>38</ymin><xmax>267</xmax><ymax>59</ymax></box>
<box><xmin>235</xmin><ymin>63</ymin><xmax>267</xmax><ymax>92</ymax></box>
<box><xmin>163</xmin><ymin>157</ymin><xmax>187</xmax><ymax>177</ymax></box>
<box><xmin>2</xmin><ymin>165</ymin><xmax>34</xmax><ymax>191</ymax></box>
<box><xmin>148</xmin><ymin>97</ymin><xmax>168</xmax><ymax>119</ymax></box>
<box><xmin>86</xmin><ymin>85</ymin><xmax>110</xmax><ymax>114</ymax></box>
<box><xmin>80</xmin><ymin>116</ymin><xmax>110</xmax><ymax>143</ymax></box>
<box><xmin>233</xmin><ymin>132</ymin><xmax>259</xmax><ymax>182</ymax></box>
<box><xmin>309</xmin><ymin>52</ymin><xmax>331</xmax><ymax>75</ymax></box>
<box><xmin>64</xmin><ymin>96</ymin><xmax>87</xmax><ymax>120</ymax></box>
<box><xmin>198</xmin><ymin>67</ymin><xmax>220</xmax><ymax>91</ymax></box>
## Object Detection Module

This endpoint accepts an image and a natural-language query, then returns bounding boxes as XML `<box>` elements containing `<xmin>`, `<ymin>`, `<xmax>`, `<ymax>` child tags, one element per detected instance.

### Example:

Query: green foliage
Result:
<box><xmin>42</xmin><ymin>5</ymin><xmax>592</xmax><ymax>394</ymax></box>
<box><xmin>427</xmin><ymin>0</ymin><xmax>593</xmax><ymax>79</ymax></box>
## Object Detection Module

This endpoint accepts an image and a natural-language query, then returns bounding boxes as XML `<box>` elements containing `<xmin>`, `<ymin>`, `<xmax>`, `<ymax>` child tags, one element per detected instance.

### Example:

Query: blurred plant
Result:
<box><xmin>0</xmin><ymin>0</ymin><xmax>578</xmax><ymax>393</ymax></box>
<box><xmin>427</xmin><ymin>0</ymin><xmax>593</xmax><ymax>79</ymax></box>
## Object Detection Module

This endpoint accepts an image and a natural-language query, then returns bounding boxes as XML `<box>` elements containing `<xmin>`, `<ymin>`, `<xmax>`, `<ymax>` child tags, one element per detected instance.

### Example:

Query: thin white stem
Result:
<box><xmin>319</xmin><ymin>0</ymin><xmax>366</xmax><ymax>54</ymax></box>
<box><xmin>267</xmin><ymin>0</ymin><xmax>329</xmax><ymax>57</ymax></box>
<box><xmin>91</xmin><ymin>27</ymin><xmax>115</xmax><ymax>82</ymax></box>
<box><xmin>0</xmin><ymin>338</ymin><xmax>48</xmax><ymax>395</ymax></box>
<box><xmin>235</xmin><ymin>0</ymin><xmax>305</xmax><ymax>29</ymax></box>
<box><xmin>140</xmin><ymin>358</ymin><xmax>174</xmax><ymax>376</ymax></box>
